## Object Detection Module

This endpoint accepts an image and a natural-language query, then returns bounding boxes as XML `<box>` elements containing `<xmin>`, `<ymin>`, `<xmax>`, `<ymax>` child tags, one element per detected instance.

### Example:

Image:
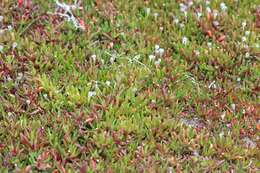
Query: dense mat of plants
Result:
<box><xmin>0</xmin><ymin>0</ymin><xmax>259</xmax><ymax>172</ymax></box>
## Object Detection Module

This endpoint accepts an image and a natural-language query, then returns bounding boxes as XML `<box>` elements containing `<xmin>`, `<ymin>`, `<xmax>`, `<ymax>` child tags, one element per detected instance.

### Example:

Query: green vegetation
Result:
<box><xmin>0</xmin><ymin>0</ymin><xmax>259</xmax><ymax>172</ymax></box>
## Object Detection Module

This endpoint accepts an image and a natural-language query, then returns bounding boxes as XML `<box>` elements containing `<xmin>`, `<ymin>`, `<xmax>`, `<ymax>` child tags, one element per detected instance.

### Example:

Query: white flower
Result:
<box><xmin>0</xmin><ymin>45</ymin><xmax>3</xmax><ymax>52</ymax></box>
<box><xmin>231</xmin><ymin>103</ymin><xmax>236</xmax><ymax>111</ymax></box>
<box><xmin>207</xmin><ymin>42</ymin><xmax>212</xmax><ymax>47</ymax></box>
<box><xmin>237</xmin><ymin>77</ymin><xmax>241</xmax><ymax>82</ymax></box>
<box><xmin>159</xmin><ymin>26</ymin><xmax>164</xmax><ymax>31</ymax></box>
<box><xmin>219</xmin><ymin>131</ymin><xmax>224</xmax><ymax>138</ymax></box>
<box><xmin>197</xmin><ymin>12</ymin><xmax>202</xmax><ymax>19</ymax></box>
<box><xmin>242</xmin><ymin>36</ymin><xmax>246</xmax><ymax>42</ymax></box>
<box><xmin>255</xmin><ymin>43</ymin><xmax>259</xmax><ymax>48</ymax></box>
<box><xmin>180</xmin><ymin>23</ymin><xmax>185</xmax><ymax>28</ymax></box>
<box><xmin>245</xmin><ymin>52</ymin><xmax>250</xmax><ymax>58</ymax></box>
<box><xmin>153</xmin><ymin>13</ymin><xmax>159</xmax><ymax>19</ymax></box>
<box><xmin>0</xmin><ymin>29</ymin><xmax>4</xmax><ymax>35</ymax></box>
<box><xmin>173</xmin><ymin>18</ymin><xmax>179</xmax><ymax>24</ymax></box>
<box><xmin>110</xmin><ymin>54</ymin><xmax>116</xmax><ymax>64</ymax></box>
<box><xmin>145</xmin><ymin>8</ymin><xmax>151</xmax><ymax>15</ymax></box>
<box><xmin>213</xmin><ymin>10</ymin><xmax>219</xmax><ymax>18</ymax></box>
<box><xmin>158</xmin><ymin>48</ymin><xmax>164</xmax><ymax>57</ymax></box>
<box><xmin>242</xmin><ymin>21</ymin><xmax>246</xmax><ymax>30</ymax></box>
<box><xmin>91</xmin><ymin>54</ymin><xmax>97</xmax><ymax>62</ymax></box>
<box><xmin>7</xmin><ymin>25</ymin><xmax>13</xmax><ymax>31</ymax></box>
<box><xmin>245</xmin><ymin>31</ymin><xmax>250</xmax><ymax>36</ymax></box>
<box><xmin>180</xmin><ymin>3</ymin><xmax>188</xmax><ymax>12</ymax></box>
<box><xmin>88</xmin><ymin>91</ymin><xmax>96</xmax><ymax>98</ymax></box>
<box><xmin>213</xmin><ymin>21</ymin><xmax>219</xmax><ymax>27</ymax></box>
<box><xmin>182</xmin><ymin>36</ymin><xmax>188</xmax><ymax>45</ymax></box>
<box><xmin>148</xmin><ymin>54</ymin><xmax>156</xmax><ymax>61</ymax></box>
<box><xmin>206</xmin><ymin>7</ymin><xmax>211</xmax><ymax>13</ymax></box>
<box><xmin>17</xmin><ymin>73</ymin><xmax>23</xmax><ymax>80</ymax></box>
<box><xmin>0</xmin><ymin>16</ymin><xmax>3</xmax><ymax>22</ymax></box>
<box><xmin>194</xmin><ymin>50</ymin><xmax>200</xmax><ymax>56</ymax></box>
<box><xmin>220</xmin><ymin>2</ymin><xmax>228</xmax><ymax>12</ymax></box>
<box><xmin>105</xmin><ymin>81</ymin><xmax>111</xmax><ymax>86</ymax></box>
<box><xmin>154</xmin><ymin>58</ymin><xmax>161</xmax><ymax>66</ymax></box>
<box><xmin>12</xmin><ymin>42</ymin><xmax>18</xmax><ymax>49</ymax></box>
<box><xmin>155</xmin><ymin>44</ymin><xmax>160</xmax><ymax>50</ymax></box>
<box><xmin>205</xmin><ymin>0</ymin><xmax>210</xmax><ymax>5</ymax></box>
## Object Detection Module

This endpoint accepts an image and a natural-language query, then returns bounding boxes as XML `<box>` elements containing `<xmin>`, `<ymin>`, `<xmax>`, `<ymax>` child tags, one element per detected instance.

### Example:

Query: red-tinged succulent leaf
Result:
<box><xmin>21</xmin><ymin>166</ymin><xmax>32</xmax><ymax>173</ymax></box>
<box><xmin>91</xmin><ymin>159</ymin><xmax>97</xmax><ymax>170</ymax></box>
<box><xmin>85</xmin><ymin>116</ymin><xmax>95</xmax><ymax>124</ymax></box>
<box><xmin>256</xmin><ymin>7</ymin><xmax>260</xmax><ymax>28</ymax></box>
<box><xmin>18</xmin><ymin>0</ymin><xmax>23</xmax><ymax>8</ymax></box>
<box><xmin>36</xmin><ymin>151</ymin><xmax>51</xmax><ymax>170</ymax></box>
<box><xmin>26</xmin><ymin>0</ymin><xmax>30</xmax><ymax>8</ymax></box>
<box><xmin>36</xmin><ymin>162</ymin><xmax>51</xmax><ymax>170</ymax></box>
<box><xmin>37</xmin><ymin>151</ymin><xmax>50</xmax><ymax>161</ymax></box>
<box><xmin>57</xmin><ymin>164</ymin><xmax>67</xmax><ymax>173</ymax></box>
<box><xmin>0</xmin><ymin>143</ymin><xmax>5</xmax><ymax>151</ymax></box>
<box><xmin>20</xmin><ymin>132</ymin><xmax>33</xmax><ymax>149</ymax></box>
<box><xmin>80</xmin><ymin>162</ymin><xmax>87</xmax><ymax>173</ymax></box>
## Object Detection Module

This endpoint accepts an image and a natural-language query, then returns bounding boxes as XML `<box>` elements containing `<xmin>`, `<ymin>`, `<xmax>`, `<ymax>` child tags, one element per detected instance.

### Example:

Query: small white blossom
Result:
<box><xmin>0</xmin><ymin>29</ymin><xmax>4</xmax><ymax>35</ymax></box>
<box><xmin>220</xmin><ymin>2</ymin><xmax>228</xmax><ymax>12</ymax></box>
<box><xmin>245</xmin><ymin>31</ymin><xmax>250</xmax><ymax>36</ymax></box>
<box><xmin>154</xmin><ymin>58</ymin><xmax>161</xmax><ymax>66</ymax></box>
<box><xmin>245</xmin><ymin>52</ymin><xmax>250</xmax><ymax>58</ymax></box>
<box><xmin>182</xmin><ymin>36</ymin><xmax>188</xmax><ymax>45</ymax></box>
<box><xmin>197</xmin><ymin>12</ymin><xmax>202</xmax><ymax>19</ymax></box>
<box><xmin>159</xmin><ymin>26</ymin><xmax>163</xmax><ymax>31</ymax></box>
<box><xmin>91</xmin><ymin>54</ymin><xmax>97</xmax><ymax>62</ymax></box>
<box><xmin>105</xmin><ymin>81</ymin><xmax>111</xmax><ymax>86</ymax></box>
<box><xmin>242</xmin><ymin>36</ymin><xmax>246</xmax><ymax>42</ymax></box>
<box><xmin>158</xmin><ymin>48</ymin><xmax>164</xmax><ymax>57</ymax></box>
<box><xmin>7</xmin><ymin>112</ymin><xmax>12</xmax><ymax>117</ymax></box>
<box><xmin>155</xmin><ymin>44</ymin><xmax>160</xmax><ymax>50</ymax></box>
<box><xmin>173</xmin><ymin>18</ymin><xmax>179</xmax><ymax>24</ymax></box>
<box><xmin>194</xmin><ymin>50</ymin><xmax>200</xmax><ymax>56</ymax></box>
<box><xmin>219</xmin><ymin>131</ymin><xmax>224</xmax><ymax>138</ymax></box>
<box><xmin>213</xmin><ymin>10</ymin><xmax>219</xmax><ymax>18</ymax></box>
<box><xmin>0</xmin><ymin>45</ymin><xmax>3</xmax><ymax>52</ymax></box>
<box><xmin>244</xmin><ymin>44</ymin><xmax>249</xmax><ymax>49</ymax></box>
<box><xmin>110</xmin><ymin>54</ymin><xmax>116</xmax><ymax>64</ymax></box>
<box><xmin>206</xmin><ymin>7</ymin><xmax>212</xmax><ymax>13</ymax></box>
<box><xmin>255</xmin><ymin>43</ymin><xmax>259</xmax><ymax>48</ymax></box>
<box><xmin>231</xmin><ymin>103</ymin><xmax>236</xmax><ymax>111</ymax></box>
<box><xmin>180</xmin><ymin>3</ymin><xmax>188</xmax><ymax>13</ymax></box>
<box><xmin>7</xmin><ymin>25</ymin><xmax>13</xmax><ymax>31</ymax></box>
<box><xmin>26</xmin><ymin>100</ymin><xmax>31</xmax><ymax>105</ymax></box>
<box><xmin>145</xmin><ymin>8</ymin><xmax>151</xmax><ymax>15</ymax></box>
<box><xmin>17</xmin><ymin>73</ymin><xmax>23</xmax><ymax>80</ymax></box>
<box><xmin>213</xmin><ymin>21</ymin><xmax>219</xmax><ymax>27</ymax></box>
<box><xmin>88</xmin><ymin>91</ymin><xmax>96</xmax><ymax>98</ymax></box>
<box><xmin>188</xmin><ymin>1</ymin><xmax>193</xmax><ymax>7</ymax></box>
<box><xmin>12</xmin><ymin>42</ymin><xmax>18</xmax><ymax>49</ymax></box>
<box><xmin>149</xmin><ymin>54</ymin><xmax>156</xmax><ymax>61</ymax></box>
<box><xmin>154</xmin><ymin>13</ymin><xmax>159</xmax><ymax>19</ymax></box>
<box><xmin>242</xmin><ymin>21</ymin><xmax>247</xmax><ymax>30</ymax></box>
<box><xmin>0</xmin><ymin>16</ymin><xmax>3</xmax><ymax>22</ymax></box>
<box><xmin>205</xmin><ymin>0</ymin><xmax>210</xmax><ymax>5</ymax></box>
<box><xmin>207</xmin><ymin>42</ymin><xmax>212</xmax><ymax>48</ymax></box>
<box><xmin>221</xmin><ymin>112</ymin><xmax>226</xmax><ymax>119</ymax></box>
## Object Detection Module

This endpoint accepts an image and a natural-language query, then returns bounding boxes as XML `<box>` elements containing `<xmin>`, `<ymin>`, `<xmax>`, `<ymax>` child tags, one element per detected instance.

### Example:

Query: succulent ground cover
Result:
<box><xmin>0</xmin><ymin>0</ymin><xmax>259</xmax><ymax>172</ymax></box>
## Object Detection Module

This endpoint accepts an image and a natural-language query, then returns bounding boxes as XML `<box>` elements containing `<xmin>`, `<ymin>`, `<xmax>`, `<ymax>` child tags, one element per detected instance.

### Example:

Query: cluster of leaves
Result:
<box><xmin>0</xmin><ymin>0</ymin><xmax>259</xmax><ymax>172</ymax></box>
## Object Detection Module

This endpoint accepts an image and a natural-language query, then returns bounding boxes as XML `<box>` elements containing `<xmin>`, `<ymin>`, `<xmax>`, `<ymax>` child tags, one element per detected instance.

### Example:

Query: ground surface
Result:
<box><xmin>0</xmin><ymin>0</ymin><xmax>259</xmax><ymax>172</ymax></box>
